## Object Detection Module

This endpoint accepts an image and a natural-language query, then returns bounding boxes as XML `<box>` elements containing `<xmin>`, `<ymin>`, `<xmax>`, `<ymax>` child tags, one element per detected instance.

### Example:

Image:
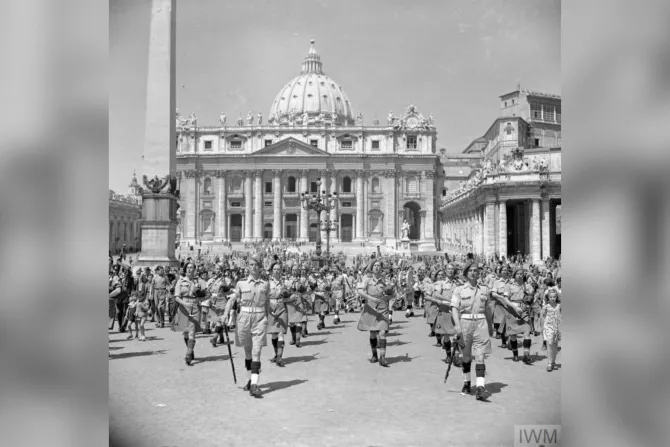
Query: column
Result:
<box><xmin>253</xmin><ymin>170</ymin><xmax>263</xmax><ymax>240</ymax></box>
<box><xmin>216</xmin><ymin>170</ymin><xmax>227</xmax><ymax>241</ymax></box>
<box><xmin>194</xmin><ymin>171</ymin><xmax>201</xmax><ymax>243</ymax></box>
<box><xmin>363</xmin><ymin>174</ymin><xmax>369</xmax><ymax>239</ymax></box>
<box><xmin>244</xmin><ymin>172</ymin><xmax>253</xmax><ymax>241</ymax></box>
<box><xmin>355</xmin><ymin>171</ymin><xmax>364</xmax><ymax>240</ymax></box>
<box><xmin>423</xmin><ymin>171</ymin><xmax>435</xmax><ymax>245</ymax></box>
<box><xmin>273</xmin><ymin>170</ymin><xmax>282</xmax><ymax>241</ymax></box>
<box><xmin>330</xmin><ymin>171</ymin><xmax>338</xmax><ymax>243</ymax></box>
<box><xmin>499</xmin><ymin>200</ymin><xmax>507</xmax><ymax>260</ymax></box>
<box><xmin>299</xmin><ymin>170</ymin><xmax>309</xmax><ymax>241</ymax></box>
<box><xmin>483</xmin><ymin>202</ymin><xmax>496</xmax><ymax>259</ymax></box>
<box><xmin>541</xmin><ymin>196</ymin><xmax>550</xmax><ymax>260</ymax></box>
<box><xmin>281</xmin><ymin>213</ymin><xmax>286</xmax><ymax>239</ymax></box>
<box><xmin>420</xmin><ymin>210</ymin><xmax>427</xmax><ymax>240</ymax></box>
<box><xmin>227</xmin><ymin>214</ymin><xmax>231</xmax><ymax>241</ymax></box>
<box><xmin>338</xmin><ymin>213</ymin><xmax>342</xmax><ymax>240</ymax></box>
<box><xmin>531</xmin><ymin>198</ymin><xmax>541</xmax><ymax>264</ymax></box>
<box><xmin>385</xmin><ymin>171</ymin><xmax>396</xmax><ymax>240</ymax></box>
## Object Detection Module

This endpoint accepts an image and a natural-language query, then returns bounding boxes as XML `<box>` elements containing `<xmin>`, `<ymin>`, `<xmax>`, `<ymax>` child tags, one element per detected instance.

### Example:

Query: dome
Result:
<box><xmin>269</xmin><ymin>40</ymin><xmax>355</xmax><ymax>126</ymax></box>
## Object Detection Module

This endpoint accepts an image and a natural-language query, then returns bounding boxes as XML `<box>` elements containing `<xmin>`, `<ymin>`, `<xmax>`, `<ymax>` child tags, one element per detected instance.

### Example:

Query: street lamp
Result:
<box><xmin>301</xmin><ymin>178</ymin><xmax>337</xmax><ymax>267</ymax></box>
<box><xmin>321</xmin><ymin>218</ymin><xmax>338</xmax><ymax>264</ymax></box>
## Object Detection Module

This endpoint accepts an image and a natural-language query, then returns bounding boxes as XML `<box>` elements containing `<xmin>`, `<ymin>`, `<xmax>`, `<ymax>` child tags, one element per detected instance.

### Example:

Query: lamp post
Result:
<box><xmin>301</xmin><ymin>178</ymin><xmax>337</xmax><ymax>267</ymax></box>
<box><xmin>321</xmin><ymin>218</ymin><xmax>338</xmax><ymax>264</ymax></box>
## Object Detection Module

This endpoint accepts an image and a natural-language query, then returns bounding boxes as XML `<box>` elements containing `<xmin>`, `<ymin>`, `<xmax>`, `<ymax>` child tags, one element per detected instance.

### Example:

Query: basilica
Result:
<box><xmin>175</xmin><ymin>41</ymin><xmax>440</xmax><ymax>250</ymax></box>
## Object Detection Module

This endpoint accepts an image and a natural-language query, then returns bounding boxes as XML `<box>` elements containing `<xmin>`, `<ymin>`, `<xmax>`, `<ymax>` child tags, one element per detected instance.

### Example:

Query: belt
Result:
<box><xmin>240</xmin><ymin>306</ymin><xmax>265</xmax><ymax>313</ymax></box>
<box><xmin>461</xmin><ymin>313</ymin><xmax>486</xmax><ymax>320</ymax></box>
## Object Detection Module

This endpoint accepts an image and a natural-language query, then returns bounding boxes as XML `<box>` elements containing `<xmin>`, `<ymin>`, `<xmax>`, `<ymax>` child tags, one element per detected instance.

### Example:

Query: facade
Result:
<box><xmin>175</xmin><ymin>41</ymin><xmax>440</xmax><ymax>250</ymax></box>
<box><xmin>438</xmin><ymin>88</ymin><xmax>562</xmax><ymax>262</ymax></box>
<box><xmin>109</xmin><ymin>172</ymin><xmax>143</xmax><ymax>253</ymax></box>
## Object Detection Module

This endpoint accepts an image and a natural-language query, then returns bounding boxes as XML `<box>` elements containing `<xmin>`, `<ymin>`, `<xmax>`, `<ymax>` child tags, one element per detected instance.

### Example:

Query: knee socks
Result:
<box><xmin>523</xmin><ymin>338</ymin><xmax>531</xmax><ymax>355</ymax></box>
<box><xmin>250</xmin><ymin>361</ymin><xmax>261</xmax><ymax>385</ymax></box>
<box><xmin>271</xmin><ymin>337</ymin><xmax>278</xmax><ymax>355</ymax></box>
<box><xmin>377</xmin><ymin>338</ymin><xmax>387</xmax><ymax>358</ymax></box>
<box><xmin>511</xmin><ymin>339</ymin><xmax>518</xmax><ymax>356</ymax></box>
<box><xmin>475</xmin><ymin>364</ymin><xmax>486</xmax><ymax>387</ymax></box>
<box><xmin>462</xmin><ymin>361</ymin><xmax>472</xmax><ymax>382</ymax></box>
<box><xmin>245</xmin><ymin>358</ymin><xmax>252</xmax><ymax>382</ymax></box>
<box><xmin>369</xmin><ymin>337</ymin><xmax>378</xmax><ymax>358</ymax></box>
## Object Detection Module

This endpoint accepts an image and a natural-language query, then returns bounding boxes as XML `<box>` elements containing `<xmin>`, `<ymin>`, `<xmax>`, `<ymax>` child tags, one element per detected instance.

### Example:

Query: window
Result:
<box><xmin>264</xmin><ymin>201</ymin><xmax>272</xmax><ymax>207</ymax></box>
<box><xmin>264</xmin><ymin>139</ymin><xmax>272</xmax><ymax>147</ymax></box>
<box><xmin>342</xmin><ymin>176</ymin><xmax>352</xmax><ymax>193</ymax></box>
<box><xmin>442</xmin><ymin>189</ymin><xmax>447</xmax><ymax>197</ymax></box>
<box><xmin>287</xmin><ymin>176</ymin><xmax>296</xmax><ymax>193</ymax></box>
<box><xmin>342</xmin><ymin>201</ymin><xmax>352</xmax><ymax>207</ymax></box>
<box><xmin>506</xmin><ymin>127</ymin><xmax>513</xmax><ymax>135</ymax></box>
<box><xmin>265</xmin><ymin>182</ymin><xmax>272</xmax><ymax>193</ymax></box>
<box><xmin>371</xmin><ymin>140</ymin><xmax>380</xmax><ymax>150</ymax></box>
<box><xmin>531</xmin><ymin>103</ymin><xmax>541</xmax><ymax>120</ymax></box>
<box><xmin>371</xmin><ymin>177</ymin><xmax>380</xmax><ymax>193</ymax></box>
<box><xmin>543</xmin><ymin>105</ymin><xmax>554</xmax><ymax>122</ymax></box>
<box><xmin>310</xmin><ymin>140</ymin><xmax>318</xmax><ymax>147</ymax></box>
<box><xmin>204</xmin><ymin>140</ymin><xmax>212</xmax><ymax>150</ymax></box>
<box><xmin>406</xmin><ymin>136</ymin><xmax>417</xmax><ymax>150</ymax></box>
<box><xmin>231</xmin><ymin>201</ymin><xmax>241</xmax><ymax>207</ymax></box>
<box><xmin>204</xmin><ymin>177</ymin><xmax>212</xmax><ymax>194</ymax></box>
<box><xmin>310</xmin><ymin>182</ymin><xmax>317</xmax><ymax>193</ymax></box>
<box><xmin>534</xmin><ymin>138</ymin><xmax>540</xmax><ymax>147</ymax></box>
<box><xmin>406</xmin><ymin>176</ymin><xmax>418</xmax><ymax>194</ymax></box>
<box><xmin>556</xmin><ymin>105</ymin><xmax>561</xmax><ymax>123</ymax></box>
<box><xmin>512</xmin><ymin>99</ymin><xmax>515</xmax><ymax>104</ymax></box>
<box><xmin>231</xmin><ymin>140</ymin><xmax>242</xmax><ymax>149</ymax></box>
<box><xmin>504</xmin><ymin>101</ymin><xmax>507</xmax><ymax>107</ymax></box>
<box><xmin>341</xmin><ymin>140</ymin><xmax>352</xmax><ymax>150</ymax></box>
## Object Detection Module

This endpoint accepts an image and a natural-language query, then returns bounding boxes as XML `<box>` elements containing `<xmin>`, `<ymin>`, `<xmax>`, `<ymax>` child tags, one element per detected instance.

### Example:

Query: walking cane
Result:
<box><xmin>443</xmin><ymin>343</ymin><xmax>457</xmax><ymax>383</ymax></box>
<box><xmin>223</xmin><ymin>324</ymin><xmax>237</xmax><ymax>384</ymax></box>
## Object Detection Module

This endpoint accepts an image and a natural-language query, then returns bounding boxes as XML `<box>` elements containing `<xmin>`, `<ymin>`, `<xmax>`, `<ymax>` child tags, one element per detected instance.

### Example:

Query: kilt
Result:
<box><xmin>460</xmin><ymin>318</ymin><xmax>492</xmax><ymax>358</ymax></box>
<box><xmin>206</xmin><ymin>301</ymin><xmax>227</xmax><ymax>325</ymax></box>
<box><xmin>171</xmin><ymin>302</ymin><xmax>202</xmax><ymax>333</ymax></box>
<box><xmin>503</xmin><ymin>304</ymin><xmax>531</xmax><ymax>335</ymax></box>
<box><xmin>108</xmin><ymin>299</ymin><xmax>117</xmax><ymax>319</ymax></box>
<box><xmin>357</xmin><ymin>297</ymin><xmax>389</xmax><ymax>332</ymax></box>
<box><xmin>286</xmin><ymin>293</ymin><xmax>310</xmax><ymax>324</ymax></box>
<box><xmin>267</xmin><ymin>302</ymin><xmax>288</xmax><ymax>334</ymax></box>
<box><xmin>493</xmin><ymin>301</ymin><xmax>507</xmax><ymax>325</ymax></box>
<box><xmin>425</xmin><ymin>302</ymin><xmax>440</xmax><ymax>325</ymax></box>
<box><xmin>235</xmin><ymin>310</ymin><xmax>268</xmax><ymax>348</ymax></box>
<box><xmin>434</xmin><ymin>304</ymin><xmax>457</xmax><ymax>336</ymax></box>
<box><xmin>314</xmin><ymin>293</ymin><xmax>330</xmax><ymax>313</ymax></box>
<box><xmin>330</xmin><ymin>290</ymin><xmax>343</xmax><ymax>309</ymax></box>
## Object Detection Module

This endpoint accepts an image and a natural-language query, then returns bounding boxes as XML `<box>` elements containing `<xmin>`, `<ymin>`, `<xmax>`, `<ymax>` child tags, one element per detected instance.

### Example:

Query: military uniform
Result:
<box><xmin>502</xmin><ymin>278</ymin><xmax>533</xmax><ymax>363</ymax></box>
<box><xmin>172</xmin><ymin>275</ymin><xmax>209</xmax><ymax>365</ymax></box>
<box><xmin>267</xmin><ymin>275</ymin><xmax>288</xmax><ymax>366</ymax></box>
<box><xmin>357</xmin><ymin>271</ymin><xmax>394</xmax><ymax>367</ymax></box>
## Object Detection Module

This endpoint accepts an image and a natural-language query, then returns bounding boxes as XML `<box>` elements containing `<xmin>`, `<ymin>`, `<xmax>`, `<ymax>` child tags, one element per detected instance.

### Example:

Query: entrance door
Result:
<box><xmin>263</xmin><ymin>223</ymin><xmax>273</xmax><ymax>240</ymax></box>
<box><xmin>230</xmin><ymin>215</ymin><xmax>242</xmax><ymax>242</ymax></box>
<box><xmin>285</xmin><ymin>214</ymin><xmax>297</xmax><ymax>240</ymax></box>
<box><xmin>309</xmin><ymin>223</ymin><xmax>318</xmax><ymax>242</ymax></box>
<box><xmin>341</xmin><ymin>214</ymin><xmax>353</xmax><ymax>242</ymax></box>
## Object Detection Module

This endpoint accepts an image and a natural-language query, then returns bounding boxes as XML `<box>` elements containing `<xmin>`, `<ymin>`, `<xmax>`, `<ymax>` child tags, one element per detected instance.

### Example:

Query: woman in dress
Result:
<box><xmin>172</xmin><ymin>262</ymin><xmax>210</xmax><ymax>365</ymax></box>
<box><xmin>542</xmin><ymin>288</ymin><xmax>562</xmax><ymax>371</ymax></box>
<box><xmin>357</xmin><ymin>260</ymin><xmax>395</xmax><ymax>367</ymax></box>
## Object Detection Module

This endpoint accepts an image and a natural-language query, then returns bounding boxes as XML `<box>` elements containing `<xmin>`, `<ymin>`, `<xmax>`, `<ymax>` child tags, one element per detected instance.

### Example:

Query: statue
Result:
<box><xmin>331</xmin><ymin>111</ymin><xmax>337</xmax><ymax>123</ymax></box>
<box><xmin>257</xmin><ymin>112</ymin><xmax>263</xmax><ymax>125</ymax></box>
<box><xmin>302</xmin><ymin>112</ymin><xmax>310</xmax><ymax>126</ymax></box>
<box><xmin>401</xmin><ymin>220</ymin><xmax>411</xmax><ymax>239</ymax></box>
<box><xmin>246</xmin><ymin>111</ymin><xmax>254</xmax><ymax>125</ymax></box>
<box><xmin>143</xmin><ymin>174</ymin><xmax>170</xmax><ymax>194</ymax></box>
<box><xmin>483</xmin><ymin>158</ymin><xmax>494</xmax><ymax>175</ymax></box>
<box><xmin>317</xmin><ymin>112</ymin><xmax>326</xmax><ymax>123</ymax></box>
<box><xmin>356</xmin><ymin>112</ymin><xmax>363</xmax><ymax>125</ymax></box>
<box><xmin>372</xmin><ymin>117</ymin><xmax>380</xmax><ymax>126</ymax></box>
<box><xmin>387</xmin><ymin>110</ymin><xmax>396</xmax><ymax>125</ymax></box>
<box><xmin>219</xmin><ymin>112</ymin><xmax>226</xmax><ymax>126</ymax></box>
<box><xmin>268</xmin><ymin>113</ymin><xmax>275</xmax><ymax>125</ymax></box>
<box><xmin>427</xmin><ymin>112</ymin><xmax>435</xmax><ymax>126</ymax></box>
<box><xmin>236</xmin><ymin>116</ymin><xmax>244</xmax><ymax>126</ymax></box>
<box><xmin>188</xmin><ymin>112</ymin><xmax>197</xmax><ymax>127</ymax></box>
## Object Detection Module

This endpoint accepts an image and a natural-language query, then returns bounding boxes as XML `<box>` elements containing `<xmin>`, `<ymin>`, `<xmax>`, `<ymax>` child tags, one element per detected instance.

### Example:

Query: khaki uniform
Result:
<box><xmin>452</xmin><ymin>282</ymin><xmax>492</xmax><ymax>358</ymax></box>
<box><xmin>231</xmin><ymin>276</ymin><xmax>270</xmax><ymax>348</ymax></box>
<box><xmin>502</xmin><ymin>282</ymin><xmax>532</xmax><ymax>335</ymax></box>
<box><xmin>267</xmin><ymin>277</ymin><xmax>288</xmax><ymax>334</ymax></box>
<box><xmin>357</xmin><ymin>276</ymin><xmax>391</xmax><ymax>332</ymax></box>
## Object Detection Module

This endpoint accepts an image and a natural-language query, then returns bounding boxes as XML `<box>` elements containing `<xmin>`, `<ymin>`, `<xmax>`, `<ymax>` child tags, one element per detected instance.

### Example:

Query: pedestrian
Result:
<box><xmin>124</xmin><ymin>292</ymin><xmax>139</xmax><ymax>340</ymax></box>
<box><xmin>151</xmin><ymin>266</ymin><xmax>169</xmax><ymax>328</ymax></box>
<box><xmin>221</xmin><ymin>255</ymin><xmax>271</xmax><ymax>398</ymax></box>
<box><xmin>172</xmin><ymin>262</ymin><xmax>209</xmax><ymax>365</ymax></box>
<box><xmin>541</xmin><ymin>288</ymin><xmax>561</xmax><ymax>371</ymax></box>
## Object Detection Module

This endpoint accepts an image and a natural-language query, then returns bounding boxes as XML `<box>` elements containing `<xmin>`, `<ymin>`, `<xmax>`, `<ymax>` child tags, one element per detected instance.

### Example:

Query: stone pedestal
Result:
<box><xmin>399</xmin><ymin>236</ymin><xmax>411</xmax><ymax>254</ymax></box>
<box><xmin>135</xmin><ymin>193</ymin><xmax>180</xmax><ymax>268</ymax></box>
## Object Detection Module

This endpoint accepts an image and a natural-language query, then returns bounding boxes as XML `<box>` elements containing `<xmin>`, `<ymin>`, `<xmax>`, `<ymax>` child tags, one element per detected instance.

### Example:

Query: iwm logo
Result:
<box><xmin>514</xmin><ymin>425</ymin><xmax>561</xmax><ymax>446</ymax></box>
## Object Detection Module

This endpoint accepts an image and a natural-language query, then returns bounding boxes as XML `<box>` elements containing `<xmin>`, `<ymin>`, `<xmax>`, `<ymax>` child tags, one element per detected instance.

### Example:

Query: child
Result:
<box><xmin>124</xmin><ymin>292</ymin><xmax>139</xmax><ymax>340</ymax></box>
<box><xmin>135</xmin><ymin>275</ymin><xmax>152</xmax><ymax>341</ymax></box>
<box><xmin>541</xmin><ymin>288</ymin><xmax>561</xmax><ymax>371</ymax></box>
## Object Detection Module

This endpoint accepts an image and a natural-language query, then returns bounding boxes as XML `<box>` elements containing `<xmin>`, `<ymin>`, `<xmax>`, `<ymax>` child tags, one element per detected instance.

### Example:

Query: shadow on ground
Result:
<box><xmin>261</xmin><ymin>379</ymin><xmax>308</xmax><ymax>395</ymax></box>
<box><xmin>110</xmin><ymin>350</ymin><xmax>167</xmax><ymax>360</ymax></box>
<box><xmin>282</xmin><ymin>354</ymin><xmax>320</xmax><ymax>365</ymax></box>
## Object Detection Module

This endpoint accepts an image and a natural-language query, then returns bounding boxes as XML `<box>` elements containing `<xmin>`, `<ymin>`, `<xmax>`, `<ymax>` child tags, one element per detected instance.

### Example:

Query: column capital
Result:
<box><xmin>424</xmin><ymin>170</ymin><xmax>435</xmax><ymax>179</ymax></box>
<box><xmin>318</xmin><ymin>169</ymin><xmax>330</xmax><ymax>178</ymax></box>
<box><xmin>182</xmin><ymin>169</ymin><xmax>197</xmax><ymax>179</ymax></box>
<box><xmin>272</xmin><ymin>169</ymin><xmax>283</xmax><ymax>177</ymax></box>
<box><xmin>298</xmin><ymin>169</ymin><xmax>310</xmax><ymax>177</ymax></box>
<box><xmin>253</xmin><ymin>169</ymin><xmax>264</xmax><ymax>177</ymax></box>
<box><xmin>383</xmin><ymin>169</ymin><xmax>396</xmax><ymax>178</ymax></box>
<box><xmin>214</xmin><ymin>169</ymin><xmax>228</xmax><ymax>178</ymax></box>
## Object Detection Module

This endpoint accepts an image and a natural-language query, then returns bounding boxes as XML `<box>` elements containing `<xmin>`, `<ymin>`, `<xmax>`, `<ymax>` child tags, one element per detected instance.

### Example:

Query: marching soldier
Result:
<box><xmin>267</xmin><ymin>261</ymin><xmax>289</xmax><ymax>367</ymax></box>
<box><xmin>330</xmin><ymin>264</ymin><xmax>345</xmax><ymax>325</ymax></box>
<box><xmin>503</xmin><ymin>268</ymin><xmax>535</xmax><ymax>364</ymax></box>
<box><xmin>221</xmin><ymin>255</ymin><xmax>271</xmax><ymax>398</ymax></box>
<box><xmin>490</xmin><ymin>265</ymin><xmax>511</xmax><ymax>346</ymax></box>
<box><xmin>172</xmin><ymin>262</ymin><xmax>210</xmax><ymax>366</ymax></box>
<box><xmin>424</xmin><ymin>270</ymin><xmax>444</xmax><ymax>344</ymax></box>
<box><xmin>313</xmin><ymin>268</ymin><xmax>331</xmax><ymax>330</ymax></box>
<box><xmin>203</xmin><ymin>265</ymin><xmax>230</xmax><ymax>348</ymax></box>
<box><xmin>435</xmin><ymin>263</ymin><xmax>460</xmax><ymax>365</ymax></box>
<box><xmin>357</xmin><ymin>260</ymin><xmax>395</xmax><ymax>367</ymax></box>
<box><xmin>284</xmin><ymin>265</ymin><xmax>309</xmax><ymax>348</ymax></box>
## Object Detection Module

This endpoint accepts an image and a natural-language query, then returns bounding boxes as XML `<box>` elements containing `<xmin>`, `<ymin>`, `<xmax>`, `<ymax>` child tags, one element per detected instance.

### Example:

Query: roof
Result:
<box><xmin>499</xmin><ymin>89</ymin><xmax>561</xmax><ymax>100</ymax></box>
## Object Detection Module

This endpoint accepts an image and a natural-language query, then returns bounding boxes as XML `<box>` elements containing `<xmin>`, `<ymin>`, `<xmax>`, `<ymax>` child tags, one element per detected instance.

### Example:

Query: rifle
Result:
<box><xmin>223</xmin><ymin>324</ymin><xmax>237</xmax><ymax>384</ymax></box>
<box><xmin>444</xmin><ymin>342</ymin><xmax>457</xmax><ymax>383</ymax></box>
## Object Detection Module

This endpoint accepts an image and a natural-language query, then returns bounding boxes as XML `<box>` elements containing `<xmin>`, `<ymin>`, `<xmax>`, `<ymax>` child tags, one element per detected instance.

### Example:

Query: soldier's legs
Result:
<box><xmin>474</xmin><ymin>354</ymin><xmax>487</xmax><ymax>400</ymax></box>
<box><xmin>509</xmin><ymin>334</ymin><xmax>519</xmax><ymax>361</ymax></box>
<box><xmin>377</xmin><ymin>330</ymin><xmax>389</xmax><ymax>367</ymax></box>
<box><xmin>249</xmin><ymin>341</ymin><xmax>263</xmax><ymax>397</ymax></box>
<box><xmin>522</xmin><ymin>330</ymin><xmax>532</xmax><ymax>364</ymax></box>
<box><xmin>369</xmin><ymin>330</ymin><xmax>378</xmax><ymax>362</ymax></box>
<box><xmin>270</xmin><ymin>334</ymin><xmax>279</xmax><ymax>361</ymax></box>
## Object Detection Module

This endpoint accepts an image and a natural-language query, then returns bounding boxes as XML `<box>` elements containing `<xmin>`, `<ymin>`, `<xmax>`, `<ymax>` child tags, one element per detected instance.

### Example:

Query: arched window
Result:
<box><xmin>287</xmin><ymin>176</ymin><xmax>296</xmax><ymax>193</ymax></box>
<box><xmin>342</xmin><ymin>176</ymin><xmax>352</xmax><ymax>193</ymax></box>
<box><xmin>406</xmin><ymin>176</ymin><xmax>418</xmax><ymax>194</ymax></box>
<box><xmin>204</xmin><ymin>177</ymin><xmax>212</xmax><ymax>194</ymax></box>
<box><xmin>371</xmin><ymin>177</ymin><xmax>380</xmax><ymax>193</ymax></box>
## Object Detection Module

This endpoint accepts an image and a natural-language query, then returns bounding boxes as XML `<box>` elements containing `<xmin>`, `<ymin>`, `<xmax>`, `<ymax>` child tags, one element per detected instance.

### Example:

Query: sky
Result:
<box><xmin>109</xmin><ymin>0</ymin><xmax>560</xmax><ymax>192</ymax></box>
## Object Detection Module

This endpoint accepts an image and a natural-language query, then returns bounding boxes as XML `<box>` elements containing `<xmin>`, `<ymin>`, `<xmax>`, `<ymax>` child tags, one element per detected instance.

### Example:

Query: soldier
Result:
<box><xmin>451</xmin><ymin>262</ymin><xmax>493</xmax><ymax>401</ymax></box>
<box><xmin>503</xmin><ymin>268</ymin><xmax>535</xmax><ymax>364</ymax></box>
<box><xmin>313</xmin><ymin>268</ymin><xmax>330</xmax><ymax>330</ymax></box>
<box><xmin>267</xmin><ymin>261</ymin><xmax>289</xmax><ymax>367</ymax></box>
<box><xmin>284</xmin><ymin>265</ymin><xmax>309</xmax><ymax>348</ymax></box>
<box><xmin>330</xmin><ymin>264</ymin><xmax>345</xmax><ymax>325</ymax></box>
<box><xmin>221</xmin><ymin>255</ymin><xmax>271</xmax><ymax>398</ymax></box>
<box><xmin>434</xmin><ymin>263</ymin><xmax>460</xmax><ymax>365</ymax></box>
<box><xmin>203</xmin><ymin>265</ymin><xmax>231</xmax><ymax>348</ymax></box>
<box><xmin>490</xmin><ymin>265</ymin><xmax>511</xmax><ymax>346</ymax></box>
<box><xmin>357</xmin><ymin>260</ymin><xmax>395</xmax><ymax>367</ymax></box>
<box><xmin>172</xmin><ymin>262</ymin><xmax>210</xmax><ymax>366</ymax></box>
<box><xmin>424</xmin><ymin>270</ymin><xmax>444</xmax><ymax>344</ymax></box>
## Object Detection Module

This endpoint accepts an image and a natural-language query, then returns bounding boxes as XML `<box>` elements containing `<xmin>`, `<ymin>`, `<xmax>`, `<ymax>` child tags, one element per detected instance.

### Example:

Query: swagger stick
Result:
<box><xmin>444</xmin><ymin>343</ymin><xmax>457</xmax><ymax>383</ymax></box>
<box><xmin>223</xmin><ymin>324</ymin><xmax>237</xmax><ymax>384</ymax></box>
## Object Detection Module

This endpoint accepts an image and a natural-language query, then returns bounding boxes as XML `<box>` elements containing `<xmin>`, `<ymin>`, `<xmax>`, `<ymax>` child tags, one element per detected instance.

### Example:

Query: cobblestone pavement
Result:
<box><xmin>109</xmin><ymin>310</ymin><xmax>560</xmax><ymax>447</ymax></box>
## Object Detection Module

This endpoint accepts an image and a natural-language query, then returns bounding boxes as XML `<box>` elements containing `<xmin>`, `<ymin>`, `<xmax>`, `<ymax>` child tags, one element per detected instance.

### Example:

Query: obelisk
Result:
<box><xmin>136</xmin><ymin>0</ymin><xmax>179</xmax><ymax>268</ymax></box>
